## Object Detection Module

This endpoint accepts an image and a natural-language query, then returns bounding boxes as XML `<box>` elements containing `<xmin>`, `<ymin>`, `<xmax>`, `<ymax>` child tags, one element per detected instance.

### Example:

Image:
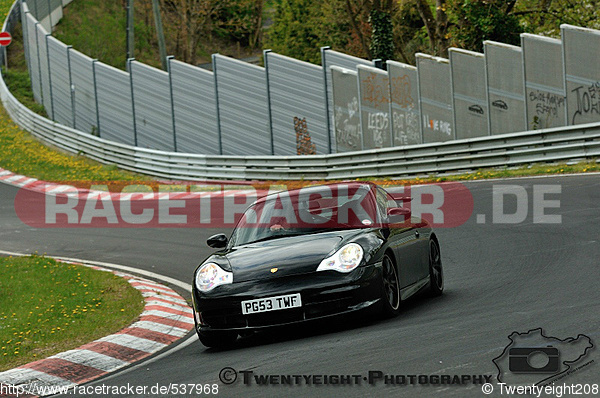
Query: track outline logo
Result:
<box><xmin>492</xmin><ymin>327</ymin><xmax>594</xmax><ymax>386</ymax></box>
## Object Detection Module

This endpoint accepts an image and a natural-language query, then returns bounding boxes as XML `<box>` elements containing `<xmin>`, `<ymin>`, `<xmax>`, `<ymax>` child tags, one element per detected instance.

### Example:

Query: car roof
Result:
<box><xmin>253</xmin><ymin>181</ymin><xmax>379</xmax><ymax>205</ymax></box>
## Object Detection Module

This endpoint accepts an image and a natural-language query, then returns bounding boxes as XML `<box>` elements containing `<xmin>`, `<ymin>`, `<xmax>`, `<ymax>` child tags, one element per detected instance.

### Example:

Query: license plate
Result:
<box><xmin>241</xmin><ymin>293</ymin><xmax>302</xmax><ymax>315</ymax></box>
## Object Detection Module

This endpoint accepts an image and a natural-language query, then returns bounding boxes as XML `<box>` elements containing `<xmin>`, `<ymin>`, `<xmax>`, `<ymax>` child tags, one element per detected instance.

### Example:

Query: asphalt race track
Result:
<box><xmin>0</xmin><ymin>174</ymin><xmax>598</xmax><ymax>397</ymax></box>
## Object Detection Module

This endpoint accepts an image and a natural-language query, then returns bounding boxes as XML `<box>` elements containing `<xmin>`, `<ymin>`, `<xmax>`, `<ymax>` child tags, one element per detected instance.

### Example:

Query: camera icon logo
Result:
<box><xmin>508</xmin><ymin>346</ymin><xmax>560</xmax><ymax>373</ymax></box>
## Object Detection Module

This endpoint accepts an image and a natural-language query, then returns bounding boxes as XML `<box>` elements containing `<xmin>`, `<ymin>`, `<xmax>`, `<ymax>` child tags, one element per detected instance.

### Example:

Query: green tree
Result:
<box><xmin>413</xmin><ymin>0</ymin><xmax>450</xmax><ymax>56</ymax></box>
<box><xmin>215</xmin><ymin>0</ymin><xmax>264</xmax><ymax>48</ymax></box>
<box><xmin>268</xmin><ymin>0</ymin><xmax>600</xmax><ymax>65</ymax></box>
<box><xmin>369</xmin><ymin>0</ymin><xmax>396</xmax><ymax>62</ymax></box>
<box><xmin>449</xmin><ymin>0</ymin><xmax>524</xmax><ymax>52</ymax></box>
<box><xmin>514</xmin><ymin>0</ymin><xmax>600</xmax><ymax>36</ymax></box>
<box><xmin>161</xmin><ymin>0</ymin><xmax>221</xmax><ymax>64</ymax></box>
<box><xmin>370</xmin><ymin>8</ymin><xmax>395</xmax><ymax>61</ymax></box>
<box><xmin>265</xmin><ymin>0</ymin><xmax>348</xmax><ymax>63</ymax></box>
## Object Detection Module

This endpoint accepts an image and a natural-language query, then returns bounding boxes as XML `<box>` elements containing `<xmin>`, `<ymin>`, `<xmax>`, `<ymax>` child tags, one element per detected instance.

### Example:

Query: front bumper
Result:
<box><xmin>192</xmin><ymin>262</ymin><xmax>383</xmax><ymax>331</ymax></box>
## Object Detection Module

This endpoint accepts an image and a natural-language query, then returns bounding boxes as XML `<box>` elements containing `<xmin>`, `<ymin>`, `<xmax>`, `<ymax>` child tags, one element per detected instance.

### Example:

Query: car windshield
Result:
<box><xmin>230</xmin><ymin>184</ymin><xmax>379</xmax><ymax>246</ymax></box>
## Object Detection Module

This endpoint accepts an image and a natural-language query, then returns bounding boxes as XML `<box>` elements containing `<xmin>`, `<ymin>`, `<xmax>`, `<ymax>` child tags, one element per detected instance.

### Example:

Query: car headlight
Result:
<box><xmin>317</xmin><ymin>243</ymin><xmax>364</xmax><ymax>273</ymax></box>
<box><xmin>195</xmin><ymin>263</ymin><xmax>233</xmax><ymax>292</ymax></box>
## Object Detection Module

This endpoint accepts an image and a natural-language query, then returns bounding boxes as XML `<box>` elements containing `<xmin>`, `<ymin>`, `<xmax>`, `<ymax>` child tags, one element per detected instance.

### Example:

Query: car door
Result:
<box><xmin>376</xmin><ymin>187</ymin><xmax>423</xmax><ymax>289</ymax></box>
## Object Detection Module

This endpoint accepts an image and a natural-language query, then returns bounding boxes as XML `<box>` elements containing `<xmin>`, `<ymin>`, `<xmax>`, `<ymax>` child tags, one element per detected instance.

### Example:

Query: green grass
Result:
<box><xmin>0</xmin><ymin>255</ymin><xmax>145</xmax><ymax>371</ymax></box>
<box><xmin>395</xmin><ymin>160</ymin><xmax>600</xmax><ymax>185</ymax></box>
<box><xmin>0</xmin><ymin>0</ymin><xmax>12</xmax><ymax>19</ymax></box>
<box><xmin>3</xmin><ymin>68</ymin><xmax>46</xmax><ymax>115</ymax></box>
<box><xmin>53</xmin><ymin>0</ymin><xmax>161</xmax><ymax>70</ymax></box>
<box><xmin>0</xmin><ymin>103</ymin><xmax>149</xmax><ymax>181</ymax></box>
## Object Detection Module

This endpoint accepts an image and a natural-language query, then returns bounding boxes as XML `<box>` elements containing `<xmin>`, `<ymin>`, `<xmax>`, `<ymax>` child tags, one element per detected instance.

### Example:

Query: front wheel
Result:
<box><xmin>428</xmin><ymin>239</ymin><xmax>444</xmax><ymax>296</ymax></box>
<box><xmin>380</xmin><ymin>254</ymin><xmax>401</xmax><ymax>317</ymax></box>
<box><xmin>197</xmin><ymin>329</ymin><xmax>238</xmax><ymax>349</ymax></box>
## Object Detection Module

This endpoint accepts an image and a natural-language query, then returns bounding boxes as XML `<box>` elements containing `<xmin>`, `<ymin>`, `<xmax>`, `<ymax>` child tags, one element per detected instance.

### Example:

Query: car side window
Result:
<box><xmin>386</xmin><ymin>192</ymin><xmax>398</xmax><ymax>209</ymax></box>
<box><xmin>375</xmin><ymin>187</ymin><xmax>390</xmax><ymax>215</ymax></box>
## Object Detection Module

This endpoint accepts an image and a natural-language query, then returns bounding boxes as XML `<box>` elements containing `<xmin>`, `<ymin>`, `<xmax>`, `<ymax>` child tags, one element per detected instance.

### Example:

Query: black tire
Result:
<box><xmin>428</xmin><ymin>238</ymin><xmax>444</xmax><ymax>296</ymax></box>
<box><xmin>381</xmin><ymin>254</ymin><xmax>401</xmax><ymax>317</ymax></box>
<box><xmin>197</xmin><ymin>329</ymin><xmax>238</xmax><ymax>349</ymax></box>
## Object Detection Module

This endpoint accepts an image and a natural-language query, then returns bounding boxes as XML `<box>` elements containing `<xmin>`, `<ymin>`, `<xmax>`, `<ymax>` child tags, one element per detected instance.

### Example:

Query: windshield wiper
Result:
<box><xmin>243</xmin><ymin>234</ymin><xmax>291</xmax><ymax>245</ymax></box>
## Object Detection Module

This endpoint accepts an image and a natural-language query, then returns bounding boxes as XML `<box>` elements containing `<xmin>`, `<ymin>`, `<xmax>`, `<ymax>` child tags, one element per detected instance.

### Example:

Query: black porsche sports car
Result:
<box><xmin>191</xmin><ymin>182</ymin><xmax>443</xmax><ymax>348</ymax></box>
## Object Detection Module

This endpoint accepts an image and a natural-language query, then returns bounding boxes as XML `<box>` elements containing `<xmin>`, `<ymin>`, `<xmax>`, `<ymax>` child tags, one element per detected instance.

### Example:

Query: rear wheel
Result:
<box><xmin>197</xmin><ymin>329</ymin><xmax>238</xmax><ymax>349</ymax></box>
<box><xmin>381</xmin><ymin>254</ymin><xmax>401</xmax><ymax>317</ymax></box>
<box><xmin>428</xmin><ymin>239</ymin><xmax>444</xmax><ymax>296</ymax></box>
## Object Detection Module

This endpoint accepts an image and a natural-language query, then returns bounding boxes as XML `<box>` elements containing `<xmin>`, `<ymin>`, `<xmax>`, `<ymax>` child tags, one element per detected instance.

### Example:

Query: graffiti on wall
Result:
<box><xmin>294</xmin><ymin>117</ymin><xmax>316</xmax><ymax>155</ymax></box>
<box><xmin>492</xmin><ymin>99</ymin><xmax>509</xmax><ymax>111</ymax></box>
<box><xmin>393</xmin><ymin>111</ymin><xmax>419</xmax><ymax>145</ymax></box>
<box><xmin>361</xmin><ymin>73</ymin><xmax>390</xmax><ymax>107</ymax></box>
<box><xmin>360</xmin><ymin>71</ymin><xmax>391</xmax><ymax>149</ymax></box>
<box><xmin>570</xmin><ymin>82</ymin><xmax>600</xmax><ymax>124</ymax></box>
<box><xmin>423</xmin><ymin>115</ymin><xmax>452</xmax><ymax>136</ymax></box>
<box><xmin>334</xmin><ymin>97</ymin><xmax>361</xmax><ymax>150</ymax></box>
<box><xmin>366</xmin><ymin>112</ymin><xmax>390</xmax><ymax>148</ymax></box>
<box><xmin>527</xmin><ymin>89</ymin><xmax>566</xmax><ymax>129</ymax></box>
<box><xmin>391</xmin><ymin>75</ymin><xmax>414</xmax><ymax>108</ymax></box>
<box><xmin>529</xmin><ymin>90</ymin><xmax>565</xmax><ymax>117</ymax></box>
<box><xmin>390</xmin><ymin>74</ymin><xmax>419</xmax><ymax>145</ymax></box>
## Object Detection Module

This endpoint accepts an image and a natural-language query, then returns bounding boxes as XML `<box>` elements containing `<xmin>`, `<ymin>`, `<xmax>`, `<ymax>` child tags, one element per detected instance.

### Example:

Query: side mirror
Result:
<box><xmin>387</xmin><ymin>207</ymin><xmax>411</xmax><ymax>224</ymax></box>
<box><xmin>207</xmin><ymin>233</ymin><xmax>228</xmax><ymax>249</ymax></box>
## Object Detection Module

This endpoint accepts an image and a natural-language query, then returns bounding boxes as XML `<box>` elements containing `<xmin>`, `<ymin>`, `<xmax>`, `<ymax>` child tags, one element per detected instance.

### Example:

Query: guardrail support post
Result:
<box><xmin>45</xmin><ymin>34</ymin><xmax>54</xmax><ymax>120</ymax></box>
<box><xmin>128</xmin><ymin>58</ymin><xmax>138</xmax><ymax>146</ymax></box>
<box><xmin>92</xmin><ymin>59</ymin><xmax>101</xmax><ymax>137</ymax></box>
<box><xmin>320</xmin><ymin>46</ymin><xmax>332</xmax><ymax>154</ymax></box>
<box><xmin>415</xmin><ymin>58</ymin><xmax>425</xmax><ymax>144</ymax></box>
<box><xmin>212</xmin><ymin>54</ymin><xmax>223</xmax><ymax>155</ymax></box>
<box><xmin>66</xmin><ymin>45</ymin><xmax>75</xmax><ymax>129</ymax></box>
<box><xmin>21</xmin><ymin>3</ymin><xmax>32</xmax><ymax>84</ymax></box>
<box><xmin>34</xmin><ymin>22</ymin><xmax>43</xmax><ymax>103</ymax></box>
<box><xmin>263</xmin><ymin>49</ymin><xmax>275</xmax><ymax>155</ymax></box>
<box><xmin>167</xmin><ymin>55</ymin><xmax>177</xmax><ymax>152</ymax></box>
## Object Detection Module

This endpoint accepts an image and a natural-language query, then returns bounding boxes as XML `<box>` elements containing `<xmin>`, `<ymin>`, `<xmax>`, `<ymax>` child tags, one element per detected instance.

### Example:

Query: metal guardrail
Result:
<box><xmin>2</xmin><ymin>69</ymin><xmax>599</xmax><ymax>181</ymax></box>
<box><xmin>1</xmin><ymin>1</ymin><xmax>599</xmax><ymax>180</ymax></box>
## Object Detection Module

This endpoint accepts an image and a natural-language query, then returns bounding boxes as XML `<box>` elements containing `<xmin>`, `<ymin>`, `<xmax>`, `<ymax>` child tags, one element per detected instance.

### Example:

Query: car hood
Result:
<box><xmin>226</xmin><ymin>232</ymin><xmax>348</xmax><ymax>282</ymax></box>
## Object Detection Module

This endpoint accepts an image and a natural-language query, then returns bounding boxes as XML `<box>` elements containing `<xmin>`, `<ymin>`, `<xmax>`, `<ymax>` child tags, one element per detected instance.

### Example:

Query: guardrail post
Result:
<box><xmin>448</xmin><ymin>54</ymin><xmax>458</xmax><ymax>140</ymax></box>
<box><xmin>415</xmin><ymin>58</ymin><xmax>425</xmax><ymax>144</ymax></box>
<box><xmin>92</xmin><ymin>59</ymin><xmax>101</xmax><ymax>137</ymax></box>
<box><xmin>520</xmin><ymin>36</ymin><xmax>529</xmax><ymax>131</ymax></box>
<box><xmin>561</xmin><ymin>27</ymin><xmax>570</xmax><ymax>126</ymax></box>
<box><xmin>320</xmin><ymin>46</ymin><xmax>332</xmax><ymax>154</ymax></box>
<box><xmin>34</xmin><ymin>22</ymin><xmax>43</xmax><ymax>103</ymax></box>
<box><xmin>45</xmin><ymin>34</ymin><xmax>54</xmax><ymax>120</ymax></box>
<box><xmin>263</xmin><ymin>49</ymin><xmax>275</xmax><ymax>155</ymax></box>
<box><xmin>21</xmin><ymin>2</ymin><xmax>32</xmax><ymax>82</ymax></box>
<box><xmin>356</xmin><ymin>65</ymin><xmax>365</xmax><ymax>149</ymax></box>
<box><xmin>166</xmin><ymin>55</ymin><xmax>177</xmax><ymax>152</ymax></box>
<box><xmin>483</xmin><ymin>45</ymin><xmax>492</xmax><ymax>136</ymax></box>
<box><xmin>212</xmin><ymin>54</ymin><xmax>223</xmax><ymax>155</ymax></box>
<box><xmin>128</xmin><ymin>58</ymin><xmax>138</xmax><ymax>146</ymax></box>
<box><xmin>66</xmin><ymin>46</ymin><xmax>75</xmax><ymax>129</ymax></box>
